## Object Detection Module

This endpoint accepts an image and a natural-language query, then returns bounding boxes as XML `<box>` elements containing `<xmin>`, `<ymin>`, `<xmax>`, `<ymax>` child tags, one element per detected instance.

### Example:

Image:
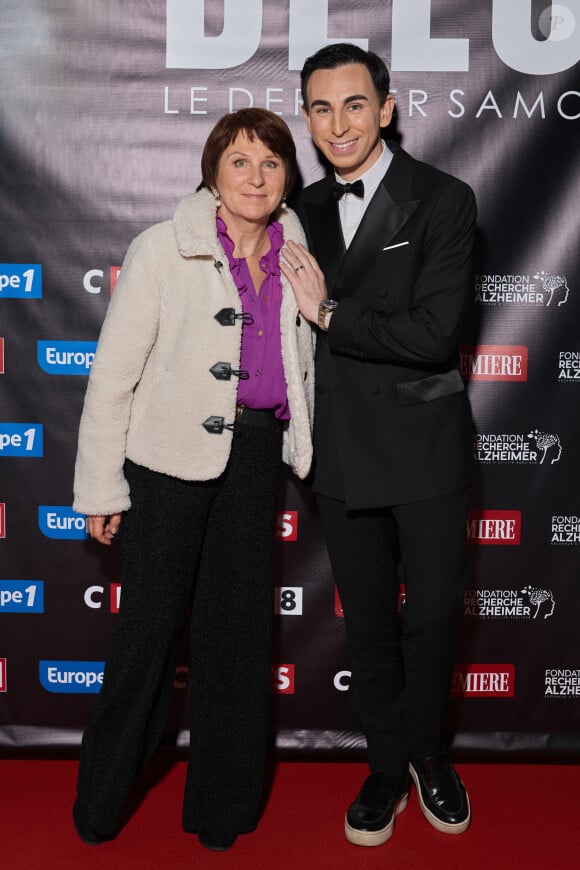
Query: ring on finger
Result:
<box><xmin>295</xmin><ymin>265</ymin><xmax>304</xmax><ymax>272</ymax></box>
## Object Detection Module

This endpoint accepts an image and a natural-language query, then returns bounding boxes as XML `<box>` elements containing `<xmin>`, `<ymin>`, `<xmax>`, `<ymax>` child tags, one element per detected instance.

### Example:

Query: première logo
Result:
<box><xmin>452</xmin><ymin>664</ymin><xmax>515</xmax><ymax>697</ymax></box>
<box><xmin>460</xmin><ymin>344</ymin><xmax>528</xmax><ymax>381</ymax></box>
<box><xmin>467</xmin><ymin>510</ymin><xmax>521</xmax><ymax>545</ymax></box>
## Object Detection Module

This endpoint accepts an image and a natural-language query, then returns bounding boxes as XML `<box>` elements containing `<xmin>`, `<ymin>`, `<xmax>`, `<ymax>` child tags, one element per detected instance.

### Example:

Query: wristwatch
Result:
<box><xmin>318</xmin><ymin>298</ymin><xmax>338</xmax><ymax>331</ymax></box>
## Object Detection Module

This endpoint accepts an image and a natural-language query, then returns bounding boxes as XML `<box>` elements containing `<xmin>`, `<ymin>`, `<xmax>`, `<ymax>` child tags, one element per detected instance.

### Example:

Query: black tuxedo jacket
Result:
<box><xmin>295</xmin><ymin>143</ymin><xmax>476</xmax><ymax>510</ymax></box>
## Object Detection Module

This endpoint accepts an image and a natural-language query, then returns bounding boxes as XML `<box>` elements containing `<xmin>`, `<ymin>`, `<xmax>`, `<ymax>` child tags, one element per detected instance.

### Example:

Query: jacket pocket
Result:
<box><xmin>396</xmin><ymin>368</ymin><xmax>464</xmax><ymax>406</ymax></box>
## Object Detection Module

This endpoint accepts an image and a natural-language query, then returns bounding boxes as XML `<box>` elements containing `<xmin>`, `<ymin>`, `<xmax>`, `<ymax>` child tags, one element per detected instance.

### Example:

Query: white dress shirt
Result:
<box><xmin>335</xmin><ymin>141</ymin><xmax>393</xmax><ymax>248</ymax></box>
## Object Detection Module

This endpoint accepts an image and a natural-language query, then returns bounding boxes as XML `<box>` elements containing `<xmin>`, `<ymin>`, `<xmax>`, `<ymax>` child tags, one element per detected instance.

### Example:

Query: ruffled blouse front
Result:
<box><xmin>217</xmin><ymin>216</ymin><xmax>290</xmax><ymax>420</ymax></box>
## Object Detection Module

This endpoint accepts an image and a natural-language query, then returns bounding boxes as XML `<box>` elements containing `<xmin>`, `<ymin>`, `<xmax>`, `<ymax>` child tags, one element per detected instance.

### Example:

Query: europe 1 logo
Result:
<box><xmin>0</xmin><ymin>581</ymin><xmax>44</xmax><ymax>613</ymax></box>
<box><xmin>0</xmin><ymin>264</ymin><xmax>42</xmax><ymax>298</ymax></box>
<box><xmin>39</xmin><ymin>661</ymin><xmax>105</xmax><ymax>694</ymax></box>
<box><xmin>0</xmin><ymin>424</ymin><xmax>43</xmax><ymax>457</ymax></box>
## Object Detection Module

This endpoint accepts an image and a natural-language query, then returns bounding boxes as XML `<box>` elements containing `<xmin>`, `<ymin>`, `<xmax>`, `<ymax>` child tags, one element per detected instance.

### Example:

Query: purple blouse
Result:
<box><xmin>217</xmin><ymin>216</ymin><xmax>290</xmax><ymax>420</ymax></box>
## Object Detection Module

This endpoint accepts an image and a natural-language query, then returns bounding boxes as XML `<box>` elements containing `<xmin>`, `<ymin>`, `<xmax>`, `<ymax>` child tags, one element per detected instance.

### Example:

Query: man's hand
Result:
<box><xmin>281</xmin><ymin>241</ymin><xmax>328</xmax><ymax>325</ymax></box>
<box><xmin>87</xmin><ymin>513</ymin><xmax>122</xmax><ymax>546</ymax></box>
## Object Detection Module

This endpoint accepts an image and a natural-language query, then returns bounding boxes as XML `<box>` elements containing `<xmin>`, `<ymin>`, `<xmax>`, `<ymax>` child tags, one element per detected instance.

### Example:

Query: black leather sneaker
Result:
<box><xmin>409</xmin><ymin>752</ymin><xmax>471</xmax><ymax>834</ymax></box>
<box><xmin>345</xmin><ymin>772</ymin><xmax>409</xmax><ymax>847</ymax></box>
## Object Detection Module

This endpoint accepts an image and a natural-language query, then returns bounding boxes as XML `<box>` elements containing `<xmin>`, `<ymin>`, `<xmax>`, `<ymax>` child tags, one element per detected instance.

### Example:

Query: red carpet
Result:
<box><xmin>1</xmin><ymin>758</ymin><xmax>578</xmax><ymax>869</ymax></box>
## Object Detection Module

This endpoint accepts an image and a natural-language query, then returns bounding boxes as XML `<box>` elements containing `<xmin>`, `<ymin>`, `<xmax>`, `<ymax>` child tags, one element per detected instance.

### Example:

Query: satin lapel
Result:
<box><xmin>303</xmin><ymin>189</ymin><xmax>346</xmax><ymax>293</ymax></box>
<box><xmin>332</xmin><ymin>153</ymin><xmax>419</xmax><ymax>300</ymax></box>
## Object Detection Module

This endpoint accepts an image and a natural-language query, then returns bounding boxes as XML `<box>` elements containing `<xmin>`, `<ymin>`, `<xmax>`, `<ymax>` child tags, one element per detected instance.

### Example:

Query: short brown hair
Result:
<box><xmin>200</xmin><ymin>108</ymin><xmax>298</xmax><ymax>196</ymax></box>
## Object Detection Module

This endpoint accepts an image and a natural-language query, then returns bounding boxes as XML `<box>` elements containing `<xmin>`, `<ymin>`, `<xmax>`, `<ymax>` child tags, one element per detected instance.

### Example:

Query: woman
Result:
<box><xmin>72</xmin><ymin>108</ymin><xmax>314</xmax><ymax>852</ymax></box>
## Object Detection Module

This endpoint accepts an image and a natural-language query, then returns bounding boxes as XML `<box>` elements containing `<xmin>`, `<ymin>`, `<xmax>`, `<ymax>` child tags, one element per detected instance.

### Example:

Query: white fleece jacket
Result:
<box><xmin>73</xmin><ymin>188</ymin><xmax>315</xmax><ymax>516</ymax></box>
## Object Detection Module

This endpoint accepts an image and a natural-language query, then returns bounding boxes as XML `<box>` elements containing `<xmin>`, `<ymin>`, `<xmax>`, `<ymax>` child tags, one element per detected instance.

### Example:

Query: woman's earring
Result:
<box><xmin>212</xmin><ymin>188</ymin><xmax>221</xmax><ymax>208</ymax></box>
<box><xmin>280</xmin><ymin>196</ymin><xmax>287</xmax><ymax>211</ymax></box>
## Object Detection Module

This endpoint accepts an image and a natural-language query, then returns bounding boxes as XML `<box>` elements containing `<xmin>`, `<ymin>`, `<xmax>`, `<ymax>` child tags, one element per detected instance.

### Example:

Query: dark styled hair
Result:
<box><xmin>200</xmin><ymin>108</ymin><xmax>298</xmax><ymax>195</ymax></box>
<box><xmin>301</xmin><ymin>43</ymin><xmax>391</xmax><ymax>109</ymax></box>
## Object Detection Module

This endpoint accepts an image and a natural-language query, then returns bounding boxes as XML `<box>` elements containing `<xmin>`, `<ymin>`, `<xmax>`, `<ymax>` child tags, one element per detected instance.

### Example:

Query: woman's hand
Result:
<box><xmin>280</xmin><ymin>241</ymin><xmax>328</xmax><ymax>325</ymax></box>
<box><xmin>87</xmin><ymin>513</ymin><xmax>122</xmax><ymax>546</ymax></box>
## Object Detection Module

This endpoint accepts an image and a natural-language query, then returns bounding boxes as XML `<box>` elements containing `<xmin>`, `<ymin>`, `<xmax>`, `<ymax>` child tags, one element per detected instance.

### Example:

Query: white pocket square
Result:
<box><xmin>383</xmin><ymin>241</ymin><xmax>410</xmax><ymax>251</ymax></box>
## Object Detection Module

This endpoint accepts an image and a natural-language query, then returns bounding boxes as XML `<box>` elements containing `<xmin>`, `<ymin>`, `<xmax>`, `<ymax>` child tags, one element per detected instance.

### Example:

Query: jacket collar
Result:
<box><xmin>172</xmin><ymin>188</ymin><xmax>221</xmax><ymax>258</ymax></box>
<box><xmin>172</xmin><ymin>187</ymin><xmax>303</xmax><ymax>257</ymax></box>
<box><xmin>305</xmin><ymin>144</ymin><xmax>420</xmax><ymax>299</ymax></box>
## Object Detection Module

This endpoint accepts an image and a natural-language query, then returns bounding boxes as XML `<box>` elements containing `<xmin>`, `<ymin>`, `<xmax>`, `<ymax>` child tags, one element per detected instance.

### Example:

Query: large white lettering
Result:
<box><xmin>288</xmin><ymin>0</ymin><xmax>366</xmax><ymax>70</ymax></box>
<box><xmin>166</xmin><ymin>0</ymin><xmax>262</xmax><ymax>68</ymax></box>
<box><xmin>492</xmin><ymin>0</ymin><xmax>580</xmax><ymax>74</ymax></box>
<box><xmin>391</xmin><ymin>0</ymin><xmax>469</xmax><ymax>71</ymax></box>
<box><xmin>166</xmin><ymin>0</ymin><xmax>580</xmax><ymax>73</ymax></box>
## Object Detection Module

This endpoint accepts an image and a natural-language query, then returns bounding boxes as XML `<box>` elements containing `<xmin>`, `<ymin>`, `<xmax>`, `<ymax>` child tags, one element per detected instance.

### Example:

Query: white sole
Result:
<box><xmin>344</xmin><ymin>793</ymin><xmax>408</xmax><ymax>847</ymax></box>
<box><xmin>409</xmin><ymin>764</ymin><xmax>471</xmax><ymax>834</ymax></box>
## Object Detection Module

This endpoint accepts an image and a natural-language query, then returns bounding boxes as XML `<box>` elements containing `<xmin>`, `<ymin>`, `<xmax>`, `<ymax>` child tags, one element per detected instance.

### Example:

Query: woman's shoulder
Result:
<box><xmin>172</xmin><ymin>189</ymin><xmax>218</xmax><ymax>255</ymax></box>
<box><xmin>118</xmin><ymin>216</ymin><xmax>172</xmax><ymax>261</ymax></box>
<box><xmin>279</xmin><ymin>206</ymin><xmax>306</xmax><ymax>245</ymax></box>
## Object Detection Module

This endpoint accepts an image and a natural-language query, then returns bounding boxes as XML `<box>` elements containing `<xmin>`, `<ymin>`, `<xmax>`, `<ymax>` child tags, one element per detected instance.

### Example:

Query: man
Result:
<box><xmin>281</xmin><ymin>43</ymin><xmax>475</xmax><ymax>847</ymax></box>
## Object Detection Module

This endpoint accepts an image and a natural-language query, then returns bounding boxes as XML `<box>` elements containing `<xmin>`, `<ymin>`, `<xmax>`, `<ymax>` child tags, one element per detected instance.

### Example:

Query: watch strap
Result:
<box><xmin>318</xmin><ymin>299</ymin><xmax>338</xmax><ymax>331</ymax></box>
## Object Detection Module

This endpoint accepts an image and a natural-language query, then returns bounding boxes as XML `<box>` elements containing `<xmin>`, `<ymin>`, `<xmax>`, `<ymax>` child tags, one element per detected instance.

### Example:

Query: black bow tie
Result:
<box><xmin>331</xmin><ymin>179</ymin><xmax>365</xmax><ymax>200</ymax></box>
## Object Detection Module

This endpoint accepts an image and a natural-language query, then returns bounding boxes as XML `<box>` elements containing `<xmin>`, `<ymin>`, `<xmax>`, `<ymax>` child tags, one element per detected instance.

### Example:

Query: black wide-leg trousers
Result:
<box><xmin>76</xmin><ymin>420</ymin><xmax>282</xmax><ymax>838</ymax></box>
<box><xmin>317</xmin><ymin>487</ymin><xmax>470</xmax><ymax>777</ymax></box>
